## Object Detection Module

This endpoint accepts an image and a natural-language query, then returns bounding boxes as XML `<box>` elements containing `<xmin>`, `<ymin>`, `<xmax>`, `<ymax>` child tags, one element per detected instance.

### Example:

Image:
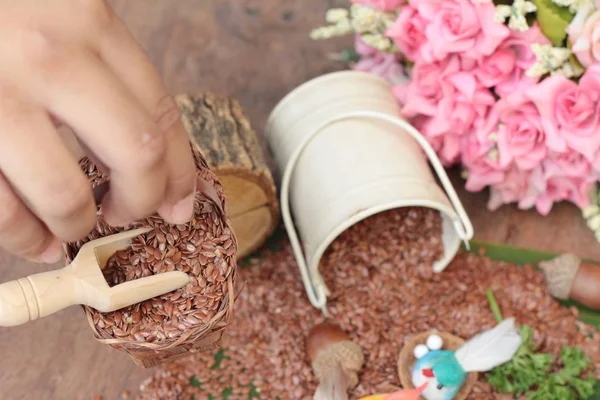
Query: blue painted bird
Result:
<box><xmin>410</xmin><ymin>318</ymin><xmax>522</xmax><ymax>400</ymax></box>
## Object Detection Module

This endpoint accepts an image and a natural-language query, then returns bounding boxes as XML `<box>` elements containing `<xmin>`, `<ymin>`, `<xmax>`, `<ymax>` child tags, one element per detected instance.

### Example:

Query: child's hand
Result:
<box><xmin>0</xmin><ymin>0</ymin><xmax>196</xmax><ymax>263</ymax></box>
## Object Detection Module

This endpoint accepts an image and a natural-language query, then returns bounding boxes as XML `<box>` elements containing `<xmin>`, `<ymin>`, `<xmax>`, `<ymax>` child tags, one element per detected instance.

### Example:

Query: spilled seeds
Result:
<box><xmin>136</xmin><ymin>208</ymin><xmax>600</xmax><ymax>399</ymax></box>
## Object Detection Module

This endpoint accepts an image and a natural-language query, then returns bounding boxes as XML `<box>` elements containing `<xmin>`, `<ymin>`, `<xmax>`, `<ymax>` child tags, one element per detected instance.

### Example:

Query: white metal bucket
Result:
<box><xmin>264</xmin><ymin>71</ymin><xmax>473</xmax><ymax>313</ymax></box>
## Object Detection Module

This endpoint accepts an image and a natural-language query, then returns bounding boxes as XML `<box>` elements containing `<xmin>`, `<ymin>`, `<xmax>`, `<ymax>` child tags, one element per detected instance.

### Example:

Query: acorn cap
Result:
<box><xmin>539</xmin><ymin>254</ymin><xmax>581</xmax><ymax>300</ymax></box>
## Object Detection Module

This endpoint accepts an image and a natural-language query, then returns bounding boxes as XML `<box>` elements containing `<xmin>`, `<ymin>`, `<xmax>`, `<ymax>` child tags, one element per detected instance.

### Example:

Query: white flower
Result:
<box><xmin>495</xmin><ymin>0</ymin><xmax>537</xmax><ymax>32</ymax></box>
<box><xmin>350</xmin><ymin>4</ymin><xmax>396</xmax><ymax>33</ymax></box>
<box><xmin>311</xmin><ymin>4</ymin><xmax>396</xmax><ymax>41</ymax></box>
<box><xmin>351</xmin><ymin>4</ymin><xmax>383</xmax><ymax>32</ymax></box>
<box><xmin>488</xmin><ymin>147</ymin><xmax>499</xmax><ymax>162</ymax></box>
<box><xmin>554</xmin><ymin>60</ymin><xmax>585</xmax><ymax>78</ymax></box>
<box><xmin>567</xmin><ymin>0</ymin><xmax>597</xmax><ymax>38</ymax></box>
<box><xmin>325</xmin><ymin>8</ymin><xmax>349</xmax><ymax>23</ymax></box>
<box><xmin>552</xmin><ymin>0</ymin><xmax>591</xmax><ymax>13</ymax></box>
<box><xmin>526</xmin><ymin>44</ymin><xmax>572</xmax><ymax>77</ymax></box>
<box><xmin>588</xmin><ymin>214</ymin><xmax>600</xmax><ymax>230</ymax></box>
<box><xmin>583</xmin><ymin>204</ymin><xmax>600</xmax><ymax>218</ymax></box>
<box><xmin>311</xmin><ymin>7</ymin><xmax>353</xmax><ymax>40</ymax></box>
<box><xmin>361</xmin><ymin>33</ymin><xmax>394</xmax><ymax>51</ymax></box>
<box><xmin>310</xmin><ymin>21</ymin><xmax>353</xmax><ymax>40</ymax></box>
<box><xmin>584</xmin><ymin>185</ymin><xmax>600</xmax><ymax>242</ymax></box>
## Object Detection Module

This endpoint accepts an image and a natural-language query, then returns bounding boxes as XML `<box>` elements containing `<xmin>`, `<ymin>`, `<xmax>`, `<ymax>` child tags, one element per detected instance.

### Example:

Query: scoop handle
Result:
<box><xmin>0</xmin><ymin>267</ymin><xmax>79</xmax><ymax>327</ymax></box>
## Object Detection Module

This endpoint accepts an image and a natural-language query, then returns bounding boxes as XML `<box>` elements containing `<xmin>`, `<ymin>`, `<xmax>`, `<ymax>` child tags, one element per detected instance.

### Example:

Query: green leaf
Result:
<box><xmin>570</xmin><ymin>52</ymin><xmax>585</xmax><ymax>74</ymax></box>
<box><xmin>189</xmin><ymin>376</ymin><xmax>202</xmax><ymax>389</ymax></box>
<box><xmin>248</xmin><ymin>382</ymin><xmax>261</xmax><ymax>399</ymax></box>
<box><xmin>222</xmin><ymin>387</ymin><xmax>233</xmax><ymax>400</ymax></box>
<box><xmin>208</xmin><ymin>395</ymin><xmax>216</xmax><ymax>400</ymax></box>
<box><xmin>341</xmin><ymin>49</ymin><xmax>361</xmax><ymax>63</ymax></box>
<box><xmin>486</xmin><ymin>288</ymin><xmax>504</xmax><ymax>323</ymax></box>
<box><xmin>561</xmin><ymin>346</ymin><xmax>590</xmax><ymax>376</ymax></box>
<box><xmin>530</xmin><ymin>0</ymin><xmax>575</xmax><ymax>45</ymax></box>
<box><xmin>210</xmin><ymin>348</ymin><xmax>230</xmax><ymax>370</ymax></box>
<box><xmin>466</xmin><ymin>241</ymin><xmax>556</xmax><ymax>265</ymax></box>
<box><xmin>487</xmin><ymin>324</ymin><xmax>550</xmax><ymax>394</ymax></box>
<box><xmin>588</xmin><ymin>380</ymin><xmax>600</xmax><ymax>400</ymax></box>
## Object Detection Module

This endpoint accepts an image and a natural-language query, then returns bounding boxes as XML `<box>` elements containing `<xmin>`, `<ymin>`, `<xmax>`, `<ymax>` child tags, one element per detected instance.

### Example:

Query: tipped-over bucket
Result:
<box><xmin>265</xmin><ymin>71</ymin><xmax>473</xmax><ymax>312</ymax></box>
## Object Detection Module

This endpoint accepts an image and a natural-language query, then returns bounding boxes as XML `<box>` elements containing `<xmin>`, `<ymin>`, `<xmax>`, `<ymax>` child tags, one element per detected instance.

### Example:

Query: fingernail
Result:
<box><xmin>39</xmin><ymin>239</ymin><xmax>63</xmax><ymax>264</ymax></box>
<box><xmin>167</xmin><ymin>193</ymin><xmax>195</xmax><ymax>224</ymax></box>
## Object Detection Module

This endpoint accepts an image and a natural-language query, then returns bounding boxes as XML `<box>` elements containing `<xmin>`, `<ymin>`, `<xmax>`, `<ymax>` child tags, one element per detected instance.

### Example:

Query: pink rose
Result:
<box><xmin>462</xmin><ymin>133</ymin><xmax>505</xmax><ymax>192</ymax></box>
<box><xmin>544</xmin><ymin>150</ymin><xmax>591</xmax><ymax>179</ymax></box>
<box><xmin>353</xmin><ymin>35</ymin><xmax>409</xmax><ymax>84</ymax></box>
<box><xmin>426</xmin><ymin>71</ymin><xmax>496</xmax><ymax>137</ymax></box>
<box><xmin>527</xmin><ymin>66</ymin><xmax>600</xmax><ymax>158</ymax></box>
<box><xmin>488</xmin><ymin>167</ymin><xmax>531</xmax><ymax>211</ymax></box>
<box><xmin>412</xmin><ymin>116</ymin><xmax>462</xmax><ymax>166</ymax></box>
<box><xmin>473</xmin><ymin>48</ymin><xmax>516</xmax><ymax>87</ymax></box>
<box><xmin>392</xmin><ymin>56</ymin><xmax>461</xmax><ymax>117</ymax></box>
<box><xmin>478</xmin><ymin>91</ymin><xmax>546</xmax><ymax>170</ymax></box>
<box><xmin>351</xmin><ymin>0</ymin><xmax>403</xmax><ymax>11</ymax></box>
<box><xmin>567</xmin><ymin>0</ymin><xmax>600</xmax><ymax>67</ymax></box>
<box><xmin>386</xmin><ymin>6</ymin><xmax>428</xmax><ymax>62</ymax></box>
<box><xmin>474</xmin><ymin>24</ymin><xmax>549</xmax><ymax>95</ymax></box>
<box><xmin>519</xmin><ymin>168</ymin><xmax>592</xmax><ymax>215</ymax></box>
<box><xmin>408</xmin><ymin>0</ymin><xmax>444</xmax><ymax>20</ymax></box>
<box><xmin>593</xmin><ymin>152</ymin><xmax>600</xmax><ymax>177</ymax></box>
<box><xmin>420</xmin><ymin>0</ymin><xmax>510</xmax><ymax>61</ymax></box>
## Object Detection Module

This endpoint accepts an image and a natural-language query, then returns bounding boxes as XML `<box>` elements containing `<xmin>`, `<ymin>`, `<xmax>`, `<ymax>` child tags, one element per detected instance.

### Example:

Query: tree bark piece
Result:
<box><xmin>176</xmin><ymin>93</ymin><xmax>279</xmax><ymax>260</ymax></box>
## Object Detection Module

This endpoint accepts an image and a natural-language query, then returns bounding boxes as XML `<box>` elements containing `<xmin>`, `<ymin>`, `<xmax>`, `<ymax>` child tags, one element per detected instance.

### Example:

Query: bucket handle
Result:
<box><xmin>280</xmin><ymin>110</ymin><xmax>474</xmax><ymax>313</ymax></box>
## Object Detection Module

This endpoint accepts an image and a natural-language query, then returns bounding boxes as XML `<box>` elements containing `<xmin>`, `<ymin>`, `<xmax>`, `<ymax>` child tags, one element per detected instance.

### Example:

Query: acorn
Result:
<box><xmin>539</xmin><ymin>254</ymin><xmax>600</xmax><ymax>310</ymax></box>
<box><xmin>307</xmin><ymin>322</ymin><xmax>352</xmax><ymax>362</ymax></box>
<box><xmin>306</xmin><ymin>322</ymin><xmax>365</xmax><ymax>400</ymax></box>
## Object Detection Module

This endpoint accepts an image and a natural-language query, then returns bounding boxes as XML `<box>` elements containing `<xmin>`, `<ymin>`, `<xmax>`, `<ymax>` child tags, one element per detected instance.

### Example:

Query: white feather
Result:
<box><xmin>454</xmin><ymin>318</ymin><xmax>522</xmax><ymax>372</ymax></box>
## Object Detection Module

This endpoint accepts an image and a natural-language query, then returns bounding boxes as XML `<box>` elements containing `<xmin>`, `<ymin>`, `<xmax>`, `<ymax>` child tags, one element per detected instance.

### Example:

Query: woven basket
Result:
<box><xmin>62</xmin><ymin>143</ymin><xmax>238</xmax><ymax>368</ymax></box>
<box><xmin>397</xmin><ymin>330</ymin><xmax>478</xmax><ymax>400</ymax></box>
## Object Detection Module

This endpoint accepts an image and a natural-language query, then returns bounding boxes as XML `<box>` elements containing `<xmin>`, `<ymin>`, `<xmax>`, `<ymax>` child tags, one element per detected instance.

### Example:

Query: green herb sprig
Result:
<box><xmin>485</xmin><ymin>288</ymin><xmax>597</xmax><ymax>400</ymax></box>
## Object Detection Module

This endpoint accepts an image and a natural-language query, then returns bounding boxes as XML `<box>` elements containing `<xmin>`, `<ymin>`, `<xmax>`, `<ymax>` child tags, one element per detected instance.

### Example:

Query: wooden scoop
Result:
<box><xmin>0</xmin><ymin>228</ymin><xmax>189</xmax><ymax>327</ymax></box>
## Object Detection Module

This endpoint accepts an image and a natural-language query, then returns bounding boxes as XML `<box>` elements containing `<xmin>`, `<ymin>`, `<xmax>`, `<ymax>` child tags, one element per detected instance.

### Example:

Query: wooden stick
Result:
<box><xmin>176</xmin><ymin>93</ymin><xmax>279</xmax><ymax>260</ymax></box>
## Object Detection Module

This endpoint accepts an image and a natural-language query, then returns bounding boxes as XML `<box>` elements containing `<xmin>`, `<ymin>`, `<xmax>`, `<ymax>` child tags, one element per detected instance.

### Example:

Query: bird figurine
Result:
<box><xmin>410</xmin><ymin>318</ymin><xmax>522</xmax><ymax>400</ymax></box>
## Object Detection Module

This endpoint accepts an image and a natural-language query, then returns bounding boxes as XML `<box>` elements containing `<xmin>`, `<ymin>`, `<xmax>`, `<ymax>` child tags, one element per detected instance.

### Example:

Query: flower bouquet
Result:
<box><xmin>311</xmin><ymin>0</ymin><xmax>600</xmax><ymax>240</ymax></box>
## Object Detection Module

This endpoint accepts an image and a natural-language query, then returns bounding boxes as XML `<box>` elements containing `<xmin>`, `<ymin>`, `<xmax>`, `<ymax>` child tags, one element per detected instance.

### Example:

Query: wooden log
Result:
<box><xmin>176</xmin><ymin>93</ymin><xmax>279</xmax><ymax>260</ymax></box>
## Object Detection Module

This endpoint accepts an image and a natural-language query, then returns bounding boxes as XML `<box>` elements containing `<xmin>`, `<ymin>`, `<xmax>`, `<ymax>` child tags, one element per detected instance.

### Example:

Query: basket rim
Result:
<box><xmin>83</xmin><ymin>274</ymin><xmax>237</xmax><ymax>351</ymax></box>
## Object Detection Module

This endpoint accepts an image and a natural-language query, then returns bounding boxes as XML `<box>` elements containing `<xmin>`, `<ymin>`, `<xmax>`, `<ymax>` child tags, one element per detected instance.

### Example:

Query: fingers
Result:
<box><xmin>0</xmin><ymin>172</ymin><xmax>62</xmax><ymax>263</ymax></box>
<box><xmin>28</xmin><ymin>49</ymin><xmax>170</xmax><ymax>227</ymax></box>
<box><xmin>95</xmin><ymin>20</ymin><xmax>197</xmax><ymax>224</ymax></box>
<box><xmin>0</xmin><ymin>94</ymin><xmax>96</xmax><ymax>247</ymax></box>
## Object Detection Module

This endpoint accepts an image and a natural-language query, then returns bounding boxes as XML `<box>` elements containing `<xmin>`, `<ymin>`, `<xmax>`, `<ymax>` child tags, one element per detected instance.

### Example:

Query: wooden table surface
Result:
<box><xmin>2</xmin><ymin>1</ymin><xmax>599</xmax><ymax>399</ymax></box>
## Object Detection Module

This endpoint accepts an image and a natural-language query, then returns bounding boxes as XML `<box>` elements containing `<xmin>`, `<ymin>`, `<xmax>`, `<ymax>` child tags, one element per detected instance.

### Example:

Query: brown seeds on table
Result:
<box><xmin>137</xmin><ymin>208</ymin><xmax>600</xmax><ymax>400</ymax></box>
